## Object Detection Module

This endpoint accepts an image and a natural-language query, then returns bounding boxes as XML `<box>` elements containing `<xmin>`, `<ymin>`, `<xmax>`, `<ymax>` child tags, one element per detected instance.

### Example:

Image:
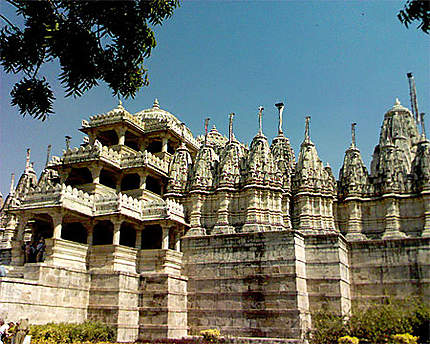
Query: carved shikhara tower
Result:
<box><xmin>0</xmin><ymin>97</ymin><xmax>429</xmax><ymax>342</ymax></box>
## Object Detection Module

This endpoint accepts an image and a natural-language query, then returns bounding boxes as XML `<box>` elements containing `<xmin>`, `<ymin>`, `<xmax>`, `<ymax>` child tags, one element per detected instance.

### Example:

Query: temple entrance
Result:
<box><xmin>62</xmin><ymin>222</ymin><xmax>88</xmax><ymax>244</ymax></box>
<box><xmin>93</xmin><ymin>220</ymin><xmax>114</xmax><ymax>245</ymax></box>
<box><xmin>141</xmin><ymin>225</ymin><xmax>162</xmax><ymax>249</ymax></box>
<box><xmin>120</xmin><ymin>222</ymin><xmax>136</xmax><ymax>247</ymax></box>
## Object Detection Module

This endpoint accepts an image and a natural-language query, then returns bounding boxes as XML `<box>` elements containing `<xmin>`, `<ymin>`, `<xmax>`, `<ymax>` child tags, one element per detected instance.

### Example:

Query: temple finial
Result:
<box><xmin>420</xmin><ymin>113</ymin><xmax>427</xmax><ymax>139</ymax></box>
<box><xmin>305</xmin><ymin>116</ymin><xmax>311</xmax><ymax>142</ymax></box>
<box><xmin>275</xmin><ymin>102</ymin><xmax>285</xmax><ymax>136</ymax></box>
<box><xmin>65</xmin><ymin>136</ymin><xmax>72</xmax><ymax>150</ymax></box>
<box><xmin>180</xmin><ymin>123</ymin><xmax>186</xmax><ymax>148</ymax></box>
<box><xmin>351</xmin><ymin>122</ymin><xmax>357</xmax><ymax>148</ymax></box>
<box><xmin>153</xmin><ymin>98</ymin><xmax>160</xmax><ymax>109</ymax></box>
<box><xmin>258</xmin><ymin>106</ymin><xmax>264</xmax><ymax>135</ymax></box>
<box><xmin>45</xmin><ymin>144</ymin><xmax>52</xmax><ymax>168</ymax></box>
<box><xmin>395</xmin><ymin>98</ymin><xmax>401</xmax><ymax>106</ymax></box>
<box><xmin>9</xmin><ymin>173</ymin><xmax>15</xmax><ymax>195</ymax></box>
<box><xmin>228</xmin><ymin>113</ymin><xmax>235</xmax><ymax>143</ymax></box>
<box><xmin>25</xmin><ymin>148</ymin><xmax>30</xmax><ymax>171</ymax></box>
<box><xmin>204</xmin><ymin>118</ymin><xmax>210</xmax><ymax>145</ymax></box>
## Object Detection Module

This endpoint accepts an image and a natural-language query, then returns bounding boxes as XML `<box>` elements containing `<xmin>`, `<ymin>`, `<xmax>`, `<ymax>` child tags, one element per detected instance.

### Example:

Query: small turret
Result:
<box><xmin>339</xmin><ymin>123</ymin><xmax>370</xmax><ymax>198</ymax></box>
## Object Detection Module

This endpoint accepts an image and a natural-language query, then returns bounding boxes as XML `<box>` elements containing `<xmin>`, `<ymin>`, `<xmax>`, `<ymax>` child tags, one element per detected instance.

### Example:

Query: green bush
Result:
<box><xmin>308</xmin><ymin>298</ymin><xmax>429</xmax><ymax>344</ymax></box>
<box><xmin>338</xmin><ymin>336</ymin><xmax>359</xmax><ymax>344</ymax></box>
<box><xmin>29</xmin><ymin>321</ymin><xmax>116</xmax><ymax>344</ymax></box>
<box><xmin>392</xmin><ymin>333</ymin><xmax>419</xmax><ymax>344</ymax></box>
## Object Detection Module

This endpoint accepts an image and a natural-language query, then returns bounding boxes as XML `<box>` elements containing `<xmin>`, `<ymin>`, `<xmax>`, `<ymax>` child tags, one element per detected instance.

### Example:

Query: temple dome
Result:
<box><xmin>385</xmin><ymin>98</ymin><xmax>412</xmax><ymax>115</ymax></box>
<box><xmin>134</xmin><ymin>99</ymin><xmax>183</xmax><ymax>125</ymax></box>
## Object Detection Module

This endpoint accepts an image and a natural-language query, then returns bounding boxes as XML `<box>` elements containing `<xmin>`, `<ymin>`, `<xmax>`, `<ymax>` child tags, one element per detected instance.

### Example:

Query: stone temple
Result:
<box><xmin>0</xmin><ymin>95</ymin><xmax>429</xmax><ymax>342</ymax></box>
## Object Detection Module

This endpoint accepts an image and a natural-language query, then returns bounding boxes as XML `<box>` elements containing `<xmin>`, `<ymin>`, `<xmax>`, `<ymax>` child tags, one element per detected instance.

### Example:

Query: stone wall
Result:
<box><xmin>303</xmin><ymin>233</ymin><xmax>351</xmax><ymax>315</ymax></box>
<box><xmin>0</xmin><ymin>264</ymin><xmax>90</xmax><ymax>323</ymax></box>
<box><xmin>349</xmin><ymin>237</ymin><xmax>430</xmax><ymax>304</ymax></box>
<box><xmin>182</xmin><ymin>230</ymin><xmax>310</xmax><ymax>339</ymax></box>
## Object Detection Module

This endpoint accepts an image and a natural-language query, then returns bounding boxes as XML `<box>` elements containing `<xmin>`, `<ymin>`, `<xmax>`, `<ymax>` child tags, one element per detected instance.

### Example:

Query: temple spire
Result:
<box><xmin>25</xmin><ymin>148</ymin><xmax>30</xmax><ymax>172</ymax></box>
<box><xmin>258</xmin><ymin>106</ymin><xmax>264</xmax><ymax>135</ymax></box>
<box><xmin>228</xmin><ymin>113</ymin><xmax>235</xmax><ymax>143</ymax></box>
<box><xmin>351</xmin><ymin>122</ymin><xmax>357</xmax><ymax>148</ymax></box>
<box><xmin>9</xmin><ymin>173</ymin><xmax>15</xmax><ymax>195</ymax></box>
<box><xmin>304</xmin><ymin>116</ymin><xmax>311</xmax><ymax>143</ymax></box>
<box><xmin>420</xmin><ymin>113</ymin><xmax>427</xmax><ymax>139</ymax></box>
<box><xmin>65</xmin><ymin>136</ymin><xmax>72</xmax><ymax>150</ymax></box>
<box><xmin>275</xmin><ymin>102</ymin><xmax>285</xmax><ymax>136</ymax></box>
<box><xmin>204</xmin><ymin>118</ymin><xmax>210</xmax><ymax>145</ymax></box>
<box><xmin>45</xmin><ymin>144</ymin><xmax>52</xmax><ymax>167</ymax></box>
<box><xmin>153</xmin><ymin>98</ymin><xmax>160</xmax><ymax>109</ymax></box>
<box><xmin>180</xmin><ymin>123</ymin><xmax>186</xmax><ymax>148</ymax></box>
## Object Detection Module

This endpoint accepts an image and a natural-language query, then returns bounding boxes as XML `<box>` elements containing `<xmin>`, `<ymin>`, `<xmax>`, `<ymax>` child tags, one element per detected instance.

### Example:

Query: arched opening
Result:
<box><xmin>100</xmin><ymin>169</ymin><xmax>117</xmax><ymax>189</ymax></box>
<box><xmin>125</xmin><ymin>131</ymin><xmax>139</xmax><ymax>151</ymax></box>
<box><xmin>147</xmin><ymin>140</ymin><xmax>162</xmax><ymax>154</ymax></box>
<box><xmin>65</xmin><ymin>167</ymin><xmax>92</xmax><ymax>186</ymax></box>
<box><xmin>121</xmin><ymin>174</ymin><xmax>140</xmax><ymax>191</ymax></box>
<box><xmin>146</xmin><ymin>176</ymin><xmax>162</xmax><ymax>195</ymax></box>
<box><xmin>93</xmin><ymin>220</ymin><xmax>114</xmax><ymax>245</ymax></box>
<box><xmin>120</xmin><ymin>222</ymin><xmax>136</xmax><ymax>247</ymax></box>
<box><xmin>31</xmin><ymin>215</ymin><xmax>53</xmax><ymax>240</ymax></box>
<box><xmin>96</xmin><ymin>130</ymin><xmax>118</xmax><ymax>147</ymax></box>
<box><xmin>24</xmin><ymin>215</ymin><xmax>53</xmax><ymax>263</ymax></box>
<box><xmin>141</xmin><ymin>225</ymin><xmax>162</xmax><ymax>249</ymax></box>
<box><xmin>167</xmin><ymin>142</ymin><xmax>175</xmax><ymax>155</ymax></box>
<box><xmin>62</xmin><ymin>222</ymin><xmax>87</xmax><ymax>244</ymax></box>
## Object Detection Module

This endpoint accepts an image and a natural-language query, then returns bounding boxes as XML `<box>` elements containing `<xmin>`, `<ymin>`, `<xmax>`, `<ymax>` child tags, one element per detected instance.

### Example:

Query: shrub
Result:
<box><xmin>29</xmin><ymin>321</ymin><xmax>115</xmax><ymax>344</ymax></box>
<box><xmin>200</xmin><ymin>329</ymin><xmax>221</xmax><ymax>343</ymax></box>
<box><xmin>308</xmin><ymin>298</ymin><xmax>429</xmax><ymax>344</ymax></box>
<box><xmin>307</xmin><ymin>311</ymin><xmax>348</xmax><ymax>344</ymax></box>
<box><xmin>392</xmin><ymin>333</ymin><xmax>419</xmax><ymax>344</ymax></box>
<box><xmin>338</xmin><ymin>336</ymin><xmax>359</xmax><ymax>344</ymax></box>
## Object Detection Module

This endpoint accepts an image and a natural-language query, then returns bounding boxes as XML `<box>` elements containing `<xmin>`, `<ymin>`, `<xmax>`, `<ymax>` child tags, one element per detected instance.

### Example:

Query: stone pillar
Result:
<box><xmin>345</xmin><ymin>200</ymin><xmax>366</xmax><ymax>240</ymax></box>
<box><xmin>52</xmin><ymin>213</ymin><xmax>63</xmax><ymax>239</ymax></box>
<box><xmin>113</xmin><ymin>220</ymin><xmax>121</xmax><ymax>245</ymax></box>
<box><xmin>59</xmin><ymin>168</ymin><xmax>71</xmax><ymax>184</ymax></box>
<box><xmin>161</xmin><ymin>135</ymin><xmax>168</xmax><ymax>153</ymax></box>
<box><xmin>243</xmin><ymin>189</ymin><xmax>259</xmax><ymax>232</ymax></box>
<box><xmin>90</xmin><ymin>165</ymin><xmax>102</xmax><ymax>184</ymax></box>
<box><xmin>382</xmin><ymin>197</ymin><xmax>406</xmax><ymax>239</ymax></box>
<box><xmin>87</xmin><ymin>224</ymin><xmax>94</xmax><ymax>246</ymax></box>
<box><xmin>135</xmin><ymin>229</ymin><xmax>142</xmax><ymax>249</ymax></box>
<box><xmin>139</xmin><ymin>171</ymin><xmax>148</xmax><ymax>190</ymax></box>
<box><xmin>117</xmin><ymin>127</ymin><xmax>126</xmax><ymax>145</ymax></box>
<box><xmin>298</xmin><ymin>195</ymin><xmax>312</xmax><ymax>230</ymax></box>
<box><xmin>282</xmin><ymin>193</ymin><xmax>292</xmax><ymax>229</ymax></box>
<box><xmin>187</xmin><ymin>194</ymin><xmax>205</xmax><ymax>236</ymax></box>
<box><xmin>213</xmin><ymin>192</ymin><xmax>234</xmax><ymax>234</ymax></box>
<box><xmin>422</xmin><ymin>193</ymin><xmax>430</xmax><ymax>238</ymax></box>
<box><xmin>161</xmin><ymin>224</ymin><xmax>169</xmax><ymax>250</ymax></box>
<box><xmin>11</xmin><ymin>214</ymin><xmax>30</xmax><ymax>265</ymax></box>
<box><xmin>175</xmin><ymin>229</ymin><xmax>181</xmax><ymax>252</ymax></box>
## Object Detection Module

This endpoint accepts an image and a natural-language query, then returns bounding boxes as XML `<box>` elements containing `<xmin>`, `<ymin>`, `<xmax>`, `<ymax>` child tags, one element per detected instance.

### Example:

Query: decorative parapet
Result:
<box><xmin>63</xmin><ymin>145</ymin><xmax>121</xmax><ymax>167</ymax></box>
<box><xmin>15</xmin><ymin>184</ymin><xmax>94</xmax><ymax>215</ymax></box>
<box><xmin>48</xmin><ymin>144</ymin><xmax>121</xmax><ymax>169</ymax></box>
<box><xmin>140</xmin><ymin>199</ymin><xmax>187</xmax><ymax>224</ymax></box>
<box><xmin>84</xmin><ymin>106</ymin><xmax>144</xmax><ymax>130</ymax></box>
<box><xmin>144</xmin><ymin>117</ymin><xmax>199</xmax><ymax>149</ymax></box>
<box><xmin>121</xmin><ymin>151</ymin><xmax>169</xmax><ymax>175</ymax></box>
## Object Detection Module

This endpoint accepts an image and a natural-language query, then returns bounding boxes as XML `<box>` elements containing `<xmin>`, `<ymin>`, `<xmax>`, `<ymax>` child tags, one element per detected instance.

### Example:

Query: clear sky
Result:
<box><xmin>0</xmin><ymin>0</ymin><xmax>429</xmax><ymax>198</ymax></box>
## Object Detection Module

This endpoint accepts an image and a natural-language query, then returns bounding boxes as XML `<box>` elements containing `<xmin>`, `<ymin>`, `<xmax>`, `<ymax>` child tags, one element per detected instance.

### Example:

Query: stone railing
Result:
<box><xmin>121</xmin><ymin>151</ymin><xmax>169</xmax><ymax>174</ymax></box>
<box><xmin>166</xmin><ymin>199</ymin><xmax>185</xmax><ymax>219</ymax></box>
<box><xmin>84</xmin><ymin>108</ymin><xmax>144</xmax><ymax>129</ymax></box>
<box><xmin>141</xmin><ymin>201</ymin><xmax>168</xmax><ymax>219</ymax></box>
<box><xmin>94</xmin><ymin>193</ymin><xmax>142</xmax><ymax>219</ymax></box>
<box><xmin>118</xmin><ymin>193</ymin><xmax>142</xmax><ymax>218</ymax></box>
<box><xmin>18</xmin><ymin>184</ymin><xmax>93</xmax><ymax>213</ymax></box>
<box><xmin>61</xmin><ymin>145</ymin><xmax>121</xmax><ymax>167</ymax></box>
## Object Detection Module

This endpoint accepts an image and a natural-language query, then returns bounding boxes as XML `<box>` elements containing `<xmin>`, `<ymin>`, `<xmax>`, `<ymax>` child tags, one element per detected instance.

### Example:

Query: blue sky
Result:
<box><xmin>0</xmin><ymin>0</ymin><xmax>429</xmax><ymax>197</ymax></box>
